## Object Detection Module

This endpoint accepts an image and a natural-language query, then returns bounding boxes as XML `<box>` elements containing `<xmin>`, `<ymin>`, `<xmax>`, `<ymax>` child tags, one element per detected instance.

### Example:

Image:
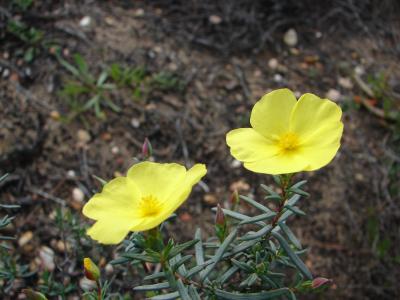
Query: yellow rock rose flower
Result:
<box><xmin>226</xmin><ymin>88</ymin><xmax>343</xmax><ymax>175</ymax></box>
<box><xmin>83</xmin><ymin>162</ymin><xmax>207</xmax><ymax>244</ymax></box>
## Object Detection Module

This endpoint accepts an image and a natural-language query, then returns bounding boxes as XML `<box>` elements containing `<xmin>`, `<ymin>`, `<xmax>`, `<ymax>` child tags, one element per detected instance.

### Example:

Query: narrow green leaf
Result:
<box><xmin>168</xmin><ymin>239</ymin><xmax>199</xmax><ymax>259</ymax></box>
<box><xmin>239</xmin><ymin>195</ymin><xmax>273</xmax><ymax>213</ymax></box>
<box><xmin>214</xmin><ymin>288</ymin><xmax>290</xmax><ymax>300</ymax></box>
<box><xmin>194</xmin><ymin>228</ymin><xmax>204</xmax><ymax>266</ymax></box>
<box><xmin>0</xmin><ymin>204</ymin><xmax>20</xmax><ymax>209</ymax></box>
<box><xmin>289</xmin><ymin>188</ymin><xmax>309</xmax><ymax>197</ymax></box>
<box><xmin>171</xmin><ymin>255</ymin><xmax>191</xmax><ymax>274</ymax></box>
<box><xmin>0</xmin><ymin>173</ymin><xmax>9</xmax><ymax>182</ymax></box>
<box><xmin>92</xmin><ymin>174</ymin><xmax>107</xmax><ymax>185</ymax></box>
<box><xmin>290</xmin><ymin>180</ymin><xmax>307</xmax><ymax>190</ymax></box>
<box><xmin>240</xmin><ymin>225</ymin><xmax>272</xmax><ymax>241</ymax></box>
<box><xmin>217</xmin><ymin>265</ymin><xmax>239</xmax><ymax>284</ymax></box>
<box><xmin>186</xmin><ymin>260</ymin><xmax>213</xmax><ymax>278</ymax></box>
<box><xmin>188</xmin><ymin>285</ymin><xmax>201</xmax><ymax>300</ymax></box>
<box><xmin>176</xmin><ymin>279</ymin><xmax>191</xmax><ymax>300</ymax></box>
<box><xmin>211</xmin><ymin>208</ymin><xmax>266</xmax><ymax>227</ymax></box>
<box><xmin>272</xmin><ymin>232</ymin><xmax>312</xmax><ymax>279</ymax></box>
<box><xmin>224</xmin><ymin>239</ymin><xmax>260</xmax><ymax>258</ymax></box>
<box><xmin>260</xmin><ymin>184</ymin><xmax>280</xmax><ymax>197</ymax></box>
<box><xmin>122</xmin><ymin>253</ymin><xmax>159</xmax><ymax>263</ymax></box>
<box><xmin>200</xmin><ymin>228</ymin><xmax>237</xmax><ymax>281</ymax></box>
<box><xmin>239</xmin><ymin>273</ymin><xmax>258</xmax><ymax>288</ymax></box>
<box><xmin>284</xmin><ymin>205</ymin><xmax>306</xmax><ymax>216</ymax></box>
<box><xmin>133</xmin><ymin>282</ymin><xmax>169</xmax><ymax>291</ymax></box>
<box><xmin>144</xmin><ymin>272</ymin><xmax>165</xmax><ymax>281</ymax></box>
<box><xmin>231</xmin><ymin>258</ymin><xmax>253</xmax><ymax>273</ymax></box>
<box><xmin>239</xmin><ymin>212</ymin><xmax>276</xmax><ymax>225</ymax></box>
<box><xmin>279</xmin><ymin>222</ymin><xmax>302</xmax><ymax>249</ymax></box>
<box><xmin>97</xmin><ymin>71</ymin><xmax>108</xmax><ymax>86</ymax></box>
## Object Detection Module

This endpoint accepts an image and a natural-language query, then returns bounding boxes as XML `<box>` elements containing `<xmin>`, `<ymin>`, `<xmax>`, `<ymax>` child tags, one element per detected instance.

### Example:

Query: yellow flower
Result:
<box><xmin>226</xmin><ymin>88</ymin><xmax>343</xmax><ymax>175</ymax></box>
<box><xmin>83</xmin><ymin>162</ymin><xmax>207</xmax><ymax>244</ymax></box>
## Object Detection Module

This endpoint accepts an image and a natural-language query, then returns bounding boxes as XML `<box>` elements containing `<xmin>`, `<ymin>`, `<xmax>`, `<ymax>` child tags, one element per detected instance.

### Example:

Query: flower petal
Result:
<box><xmin>300</xmin><ymin>122</ymin><xmax>343</xmax><ymax>171</ymax></box>
<box><xmin>243</xmin><ymin>153</ymin><xmax>309</xmax><ymax>175</ymax></box>
<box><xmin>87</xmin><ymin>218</ymin><xmax>139</xmax><ymax>244</ymax></box>
<box><xmin>290</xmin><ymin>93</ymin><xmax>342</xmax><ymax>141</ymax></box>
<box><xmin>82</xmin><ymin>177</ymin><xmax>141</xmax><ymax>221</ymax></box>
<box><xmin>127</xmin><ymin>162</ymin><xmax>186</xmax><ymax>200</ymax></box>
<box><xmin>226</xmin><ymin>128</ymin><xmax>278</xmax><ymax>162</ymax></box>
<box><xmin>250</xmin><ymin>88</ymin><xmax>297</xmax><ymax>139</ymax></box>
<box><xmin>130</xmin><ymin>164</ymin><xmax>207</xmax><ymax>231</ymax></box>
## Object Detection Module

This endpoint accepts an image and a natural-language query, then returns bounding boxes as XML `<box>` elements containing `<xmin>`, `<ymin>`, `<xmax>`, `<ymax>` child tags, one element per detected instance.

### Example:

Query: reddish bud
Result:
<box><xmin>312</xmin><ymin>277</ymin><xmax>332</xmax><ymax>289</ymax></box>
<box><xmin>215</xmin><ymin>204</ymin><xmax>225</xmax><ymax>226</ymax></box>
<box><xmin>142</xmin><ymin>137</ymin><xmax>153</xmax><ymax>159</ymax></box>
<box><xmin>83</xmin><ymin>257</ymin><xmax>100</xmax><ymax>281</ymax></box>
<box><xmin>230</xmin><ymin>190</ymin><xmax>239</xmax><ymax>205</ymax></box>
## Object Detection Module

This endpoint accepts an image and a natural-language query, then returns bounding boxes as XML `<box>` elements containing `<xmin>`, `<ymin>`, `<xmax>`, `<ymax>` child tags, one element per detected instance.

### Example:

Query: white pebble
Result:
<box><xmin>72</xmin><ymin>187</ymin><xmax>85</xmax><ymax>203</ymax></box>
<box><xmin>79</xmin><ymin>16</ymin><xmax>91</xmax><ymax>27</ymax></box>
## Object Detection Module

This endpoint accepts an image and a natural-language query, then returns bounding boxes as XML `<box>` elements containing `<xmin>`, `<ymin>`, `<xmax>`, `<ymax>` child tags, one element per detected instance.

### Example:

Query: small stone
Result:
<box><xmin>39</xmin><ymin>246</ymin><xmax>55</xmax><ymax>271</ymax></box>
<box><xmin>111</xmin><ymin>146</ymin><xmax>120</xmax><ymax>155</ymax></box>
<box><xmin>326</xmin><ymin>89</ymin><xmax>341</xmax><ymax>102</ymax></box>
<box><xmin>315</xmin><ymin>31</ymin><xmax>322</xmax><ymax>38</ymax></box>
<box><xmin>203</xmin><ymin>194</ymin><xmax>218</xmax><ymax>205</ymax></box>
<box><xmin>2</xmin><ymin>68</ymin><xmax>10</xmax><ymax>78</ymax></box>
<box><xmin>273</xmin><ymin>74</ymin><xmax>283</xmax><ymax>82</ymax></box>
<box><xmin>209</xmin><ymin>15</ymin><xmax>222</xmax><ymax>25</ymax></box>
<box><xmin>79</xmin><ymin>16</ymin><xmax>91</xmax><ymax>27</ymax></box>
<box><xmin>134</xmin><ymin>8</ymin><xmax>145</xmax><ymax>17</ymax></box>
<box><xmin>50</xmin><ymin>110</ymin><xmax>60</xmax><ymax>120</ymax></box>
<box><xmin>67</xmin><ymin>170</ymin><xmax>76</xmax><ymax>178</ymax></box>
<box><xmin>105</xmin><ymin>263</ymin><xmax>114</xmax><ymax>275</ymax></box>
<box><xmin>18</xmin><ymin>231</ymin><xmax>33</xmax><ymax>247</ymax></box>
<box><xmin>338</xmin><ymin>77</ymin><xmax>353</xmax><ymax>89</ymax></box>
<box><xmin>283</xmin><ymin>28</ymin><xmax>298</xmax><ymax>47</ymax></box>
<box><xmin>131</xmin><ymin>118</ymin><xmax>140</xmax><ymax>128</ymax></box>
<box><xmin>77</xmin><ymin>129</ymin><xmax>91</xmax><ymax>144</ymax></box>
<box><xmin>56</xmin><ymin>240</ymin><xmax>70</xmax><ymax>253</ymax></box>
<box><xmin>72</xmin><ymin>187</ymin><xmax>85</xmax><ymax>203</ymax></box>
<box><xmin>355</xmin><ymin>173</ymin><xmax>364</xmax><ymax>181</ymax></box>
<box><xmin>268</xmin><ymin>58</ymin><xmax>279</xmax><ymax>70</ymax></box>
<box><xmin>230</xmin><ymin>159</ymin><xmax>241</xmax><ymax>168</ymax></box>
<box><xmin>3</xmin><ymin>52</ymin><xmax>9</xmax><ymax>59</ymax></box>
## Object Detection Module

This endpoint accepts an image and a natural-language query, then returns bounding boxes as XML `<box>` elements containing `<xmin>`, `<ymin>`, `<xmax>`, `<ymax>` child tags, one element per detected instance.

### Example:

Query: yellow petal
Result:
<box><xmin>226</xmin><ymin>128</ymin><xmax>278</xmax><ymax>162</ymax></box>
<box><xmin>87</xmin><ymin>218</ymin><xmax>139</xmax><ymax>244</ymax></box>
<box><xmin>127</xmin><ymin>162</ymin><xmax>186</xmax><ymax>200</ymax></box>
<box><xmin>82</xmin><ymin>177</ymin><xmax>141</xmax><ymax>221</ymax></box>
<box><xmin>243</xmin><ymin>153</ymin><xmax>308</xmax><ymax>175</ymax></box>
<box><xmin>130</xmin><ymin>164</ymin><xmax>207</xmax><ymax>232</ymax></box>
<box><xmin>300</xmin><ymin>122</ymin><xmax>343</xmax><ymax>171</ymax></box>
<box><xmin>290</xmin><ymin>93</ymin><xmax>342</xmax><ymax>141</ymax></box>
<box><xmin>250</xmin><ymin>88</ymin><xmax>297</xmax><ymax>139</ymax></box>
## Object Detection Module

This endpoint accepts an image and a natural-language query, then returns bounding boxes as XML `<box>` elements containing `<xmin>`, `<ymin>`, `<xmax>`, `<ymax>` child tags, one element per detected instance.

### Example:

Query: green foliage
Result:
<box><xmin>0</xmin><ymin>174</ymin><xmax>34</xmax><ymax>294</ymax></box>
<box><xmin>58</xmin><ymin>53</ymin><xmax>120</xmax><ymax>119</ymax></box>
<box><xmin>151</xmin><ymin>71</ymin><xmax>184</xmax><ymax>92</ymax></box>
<box><xmin>38</xmin><ymin>271</ymin><xmax>76</xmax><ymax>297</ymax></box>
<box><xmin>111</xmin><ymin>176</ymin><xmax>328</xmax><ymax>299</ymax></box>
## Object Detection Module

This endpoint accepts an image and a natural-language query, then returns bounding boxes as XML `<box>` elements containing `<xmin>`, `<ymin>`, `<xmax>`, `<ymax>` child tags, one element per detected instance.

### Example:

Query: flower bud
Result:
<box><xmin>215</xmin><ymin>204</ymin><xmax>225</xmax><ymax>226</ymax></box>
<box><xmin>215</xmin><ymin>204</ymin><xmax>228</xmax><ymax>242</ymax></box>
<box><xmin>312</xmin><ymin>277</ymin><xmax>332</xmax><ymax>289</ymax></box>
<box><xmin>83</xmin><ymin>257</ymin><xmax>100</xmax><ymax>281</ymax></box>
<box><xmin>230</xmin><ymin>190</ymin><xmax>239</xmax><ymax>206</ymax></box>
<box><xmin>22</xmin><ymin>289</ymin><xmax>48</xmax><ymax>300</ymax></box>
<box><xmin>142</xmin><ymin>137</ymin><xmax>153</xmax><ymax>159</ymax></box>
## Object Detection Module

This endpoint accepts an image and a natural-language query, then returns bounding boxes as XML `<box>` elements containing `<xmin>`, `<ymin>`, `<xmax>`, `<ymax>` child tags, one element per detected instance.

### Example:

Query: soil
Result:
<box><xmin>1</xmin><ymin>1</ymin><xmax>399</xmax><ymax>299</ymax></box>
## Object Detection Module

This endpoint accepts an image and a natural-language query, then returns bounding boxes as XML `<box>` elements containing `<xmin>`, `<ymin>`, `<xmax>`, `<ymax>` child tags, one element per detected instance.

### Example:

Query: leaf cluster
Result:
<box><xmin>111</xmin><ymin>176</ymin><xmax>323</xmax><ymax>299</ymax></box>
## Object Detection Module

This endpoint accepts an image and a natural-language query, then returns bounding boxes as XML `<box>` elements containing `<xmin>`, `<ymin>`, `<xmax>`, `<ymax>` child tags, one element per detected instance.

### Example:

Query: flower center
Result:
<box><xmin>277</xmin><ymin>132</ymin><xmax>300</xmax><ymax>154</ymax></box>
<box><xmin>138</xmin><ymin>195</ymin><xmax>161</xmax><ymax>218</ymax></box>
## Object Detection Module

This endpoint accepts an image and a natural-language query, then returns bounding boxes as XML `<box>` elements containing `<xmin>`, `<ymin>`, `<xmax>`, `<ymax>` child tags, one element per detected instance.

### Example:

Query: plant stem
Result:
<box><xmin>96</xmin><ymin>280</ymin><xmax>102</xmax><ymax>300</ymax></box>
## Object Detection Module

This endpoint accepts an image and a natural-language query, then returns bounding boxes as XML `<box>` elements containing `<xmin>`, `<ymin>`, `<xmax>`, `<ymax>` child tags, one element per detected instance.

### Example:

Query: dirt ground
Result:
<box><xmin>1</xmin><ymin>1</ymin><xmax>400</xmax><ymax>299</ymax></box>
